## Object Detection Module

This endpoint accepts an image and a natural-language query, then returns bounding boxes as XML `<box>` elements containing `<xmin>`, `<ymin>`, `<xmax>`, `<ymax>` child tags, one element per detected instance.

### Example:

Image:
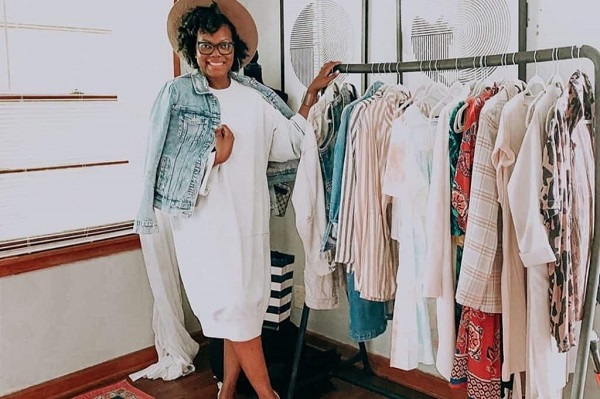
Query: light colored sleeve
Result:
<box><xmin>455</xmin><ymin>112</ymin><xmax>500</xmax><ymax>309</ymax></box>
<box><xmin>268</xmin><ymin>103</ymin><xmax>309</xmax><ymax>162</ymax></box>
<box><xmin>291</xmin><ymin>123</ymin><xmax>332</xmax><ymax>277</ymax></box>
<box><xmin>423</xmin><ymin>107</ymin><xmax>451</xmax><ymax>298</ymax></box>
<box><xmin>491</xmin><ymin>113</ymin><xmax>517</xmax><ymax>206</ymax></box>
<box><xmin>507</xmin><ymin>116</ymin><xmax>556</xmax><ymax>267</ymax></box>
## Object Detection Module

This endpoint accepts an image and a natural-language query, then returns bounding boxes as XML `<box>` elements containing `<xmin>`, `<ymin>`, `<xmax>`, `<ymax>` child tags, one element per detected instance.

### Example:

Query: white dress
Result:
<box><xmin>383</xmin><ymin>106</ymin><xmax>436</xmax><ymax>370</ymax></box>
<box><xmin>170</xmin><ymin>79</ymin><xmax>306</xmax><ymax>342</ymax></box>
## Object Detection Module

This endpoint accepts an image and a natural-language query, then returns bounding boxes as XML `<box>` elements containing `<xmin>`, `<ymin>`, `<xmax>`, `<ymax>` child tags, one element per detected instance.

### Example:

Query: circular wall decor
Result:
<box><xmin>410</xmin><ymin>0</ymin><xmax>511</xmax><ymax>83</ymax></box>
<box><xmin>289</xmin><ymin>0</ymin><xmax>354</xmax><ymax>88</ymax></box>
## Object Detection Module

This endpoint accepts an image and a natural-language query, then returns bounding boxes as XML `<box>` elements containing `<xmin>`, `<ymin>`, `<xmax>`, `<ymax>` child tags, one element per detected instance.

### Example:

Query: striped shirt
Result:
<box><xmin>336</xmin><ymin>84</ymin><xmax>409</xmax><ymax>301</ymax></box>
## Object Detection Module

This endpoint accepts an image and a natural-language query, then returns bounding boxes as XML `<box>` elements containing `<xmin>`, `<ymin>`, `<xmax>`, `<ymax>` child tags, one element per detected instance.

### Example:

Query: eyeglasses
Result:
<box><xmin>197</xmin><ymin>41</ymin><xmax>234</xmax><ymax>55</ymax></box>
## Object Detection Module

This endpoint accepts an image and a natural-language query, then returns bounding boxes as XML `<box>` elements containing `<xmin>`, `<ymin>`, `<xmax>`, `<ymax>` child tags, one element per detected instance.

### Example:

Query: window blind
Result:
<box><xmin>0</xmin><ymin>0</ymin><xmax>150</xmax><ymax>257</ymax></box>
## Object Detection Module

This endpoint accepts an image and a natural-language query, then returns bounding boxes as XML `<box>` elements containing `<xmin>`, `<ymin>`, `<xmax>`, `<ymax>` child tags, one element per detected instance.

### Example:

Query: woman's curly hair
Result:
<box><xmin>177</xmin><ymin>3</ymin><xmax>249</xmax><ymax>71</ymax></box>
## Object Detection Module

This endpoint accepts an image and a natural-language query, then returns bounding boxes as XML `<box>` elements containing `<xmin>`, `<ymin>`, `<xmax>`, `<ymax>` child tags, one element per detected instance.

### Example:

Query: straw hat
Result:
<box><xmin>167</xmin><ymin>0</ymin><xmax>258</xmax><ymax>66</ymax></box>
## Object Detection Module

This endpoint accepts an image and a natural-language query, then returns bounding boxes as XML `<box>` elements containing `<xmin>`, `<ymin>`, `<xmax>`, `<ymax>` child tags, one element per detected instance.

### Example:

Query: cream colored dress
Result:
<box><xmin>171</xmin><ymin>79</ymin><xmax>306</xmax><ymax>341</ymax></box>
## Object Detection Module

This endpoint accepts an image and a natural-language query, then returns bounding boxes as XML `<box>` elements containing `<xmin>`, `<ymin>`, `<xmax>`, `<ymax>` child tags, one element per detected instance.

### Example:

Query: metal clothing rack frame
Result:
<box><xmin>286</xmin><ymin>45</ymin><xmax>600</xmax><ymax>399</ymax></box>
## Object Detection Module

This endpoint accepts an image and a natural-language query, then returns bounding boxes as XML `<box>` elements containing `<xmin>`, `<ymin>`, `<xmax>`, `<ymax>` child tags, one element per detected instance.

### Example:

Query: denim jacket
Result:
<box><xmin>134</xmin><ymin>69</ymin><xmax>296</xmax><ymax>234</ymax></box>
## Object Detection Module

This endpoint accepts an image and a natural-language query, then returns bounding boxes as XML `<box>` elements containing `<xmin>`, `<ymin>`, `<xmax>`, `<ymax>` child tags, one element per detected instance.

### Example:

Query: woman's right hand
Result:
<box><xmin>214</xmin><ymin>124</ymin><xmax>234</xmax><ymax>165</ymax></box>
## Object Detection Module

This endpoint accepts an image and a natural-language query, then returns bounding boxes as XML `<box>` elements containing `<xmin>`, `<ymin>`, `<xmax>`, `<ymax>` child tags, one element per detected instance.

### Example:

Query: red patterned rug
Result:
<box><xmin>72</xmin><ymin>380</ymin><xmax>155</xmax><ymax>399</ymax></box>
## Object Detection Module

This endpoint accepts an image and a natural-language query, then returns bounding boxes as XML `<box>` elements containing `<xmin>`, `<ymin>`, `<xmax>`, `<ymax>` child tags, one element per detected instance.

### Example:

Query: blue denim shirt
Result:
<box><xmin>319</xmin><ymin>83</ymin><xmax>357</xmax><ymax>252</ymax></box>
<box><xmin>324</xmin><ymin>81</ymin><xmax>385</xmax><ymax>247</ymax></box>
<box><xmin>134</xmin><ymin>70</ymin><xmax>296</xmax><ymax>234</ymax></box>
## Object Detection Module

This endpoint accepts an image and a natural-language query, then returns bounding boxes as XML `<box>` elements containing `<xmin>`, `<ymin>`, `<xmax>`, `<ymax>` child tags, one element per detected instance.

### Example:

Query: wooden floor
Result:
<box><xmin>131</xmin><ymin>345</ymin><xmax>389</xmax><ymax>399</ymax></box>
<box><xmin>133</xmin><ymin>370</ymin><xmax>388</xmax><ymax>399</ymax></box>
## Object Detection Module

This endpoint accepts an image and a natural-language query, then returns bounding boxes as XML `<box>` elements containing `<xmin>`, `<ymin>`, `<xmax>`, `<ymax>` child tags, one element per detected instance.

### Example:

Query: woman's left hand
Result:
<box><xmin>307</xmin><ymin>61</ymin><xmax>341</xmax><ymax>95</ymax></box>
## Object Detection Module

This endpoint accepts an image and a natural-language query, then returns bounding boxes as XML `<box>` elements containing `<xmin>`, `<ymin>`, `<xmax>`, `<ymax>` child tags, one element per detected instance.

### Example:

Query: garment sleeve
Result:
<box><xmin>268</xmin><ymin>103</ymin><xmax>309</xmax><ymax>162</ymax></box>
<box><xmin>507</xmin><ymin>115</ymin><xmax>556</xmax><ymax>267</ymax></box>
<box><xmin>491</xmin><ymin>113</ymin><xmax>517</xmax><ymax>206</ymax></box>
<box><xmin>134</xmin><ymin>81</ymin><xmax>178</xmax><ymax>234</ymax></box>
<box><xmin>291</xmin><ymin>120</ymin><xmax>333</xmax><ymax>277</ymax></box>
<box><xmin>456</xmin><ymin>112</ymin><xmax>500</xmax><ymax>309</ymax></box>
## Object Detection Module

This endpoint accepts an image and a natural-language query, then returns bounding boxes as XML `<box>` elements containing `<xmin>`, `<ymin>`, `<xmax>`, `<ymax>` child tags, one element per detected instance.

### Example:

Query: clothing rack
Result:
<box><xmin>286</xmin><ymin>45</ymin><xmax>600</xmax><ymax>399</ymax></box>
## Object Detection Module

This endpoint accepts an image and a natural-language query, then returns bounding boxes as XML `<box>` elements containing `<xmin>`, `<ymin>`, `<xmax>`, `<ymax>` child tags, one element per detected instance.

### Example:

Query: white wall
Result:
<box><xmin>0</xmin><ymin>252</ymin><xmax>153</xmax><ymax>395</ymax></box>
<box><xmin>242</xmin><ymin>0</ymin><xmax>282</xmax><ymax>90</ymax></box>
<box><xmin>261</xmin><ymin>0</ymin><xmax>600</xmax><ymax>396</ymax></box>
<box><xmin>0</xmin><ymin>1</ymin><xmax>177</xmax><ymax>396</ymax></box>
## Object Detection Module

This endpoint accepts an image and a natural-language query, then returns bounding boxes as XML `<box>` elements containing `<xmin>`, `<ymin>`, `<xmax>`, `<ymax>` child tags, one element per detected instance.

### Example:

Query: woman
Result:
<box><xmin>134</xmin><ymin>1</ymin><xmax>339</xmax><ymax>398</ymax></box>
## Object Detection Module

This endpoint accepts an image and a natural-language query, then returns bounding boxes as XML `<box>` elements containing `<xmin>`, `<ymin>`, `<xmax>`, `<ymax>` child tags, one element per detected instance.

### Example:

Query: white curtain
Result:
<box><xmin>129</xmin><ymin>210</ymin><xmax>199</xmax><ymax>381</ymax></box>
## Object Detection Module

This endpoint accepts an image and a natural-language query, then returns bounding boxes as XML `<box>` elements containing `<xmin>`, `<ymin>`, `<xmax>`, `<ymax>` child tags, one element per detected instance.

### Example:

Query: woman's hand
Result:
<box><xmin>214</xmin><ymin>124</ymin><xmax>234</xmax><ymax>165</ymax></box>
<box><xmin>307</xmin><ymin>61</ymin><xmax>342</xmax><ymax>95</ymax></box>
<box><xmin>299</xmin><ymin>61</ymin><xmax>341</xmax><ymax>119</ymax></box>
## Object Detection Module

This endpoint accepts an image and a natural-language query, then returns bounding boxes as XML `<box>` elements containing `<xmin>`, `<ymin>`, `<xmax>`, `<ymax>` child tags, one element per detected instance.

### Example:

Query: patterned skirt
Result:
<box><xmin>450</xmin><ymin>306</ymin><xmax>502</xmax><ymax>399</ymax></box>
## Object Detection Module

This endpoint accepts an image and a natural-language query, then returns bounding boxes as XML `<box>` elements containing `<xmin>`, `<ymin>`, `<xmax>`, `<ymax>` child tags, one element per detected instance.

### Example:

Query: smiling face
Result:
<box><xmin>196</xmin><ymin>25</ymin><xmax>235</xmax><ymax>89</ymax></box>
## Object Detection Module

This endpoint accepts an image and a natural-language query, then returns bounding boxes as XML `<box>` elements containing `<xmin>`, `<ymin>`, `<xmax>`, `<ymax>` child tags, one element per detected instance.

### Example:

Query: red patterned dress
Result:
<box><xmin>450</xmin><ymin>87</ymin><xmax>504</xmax><ymax>399</ymax></box>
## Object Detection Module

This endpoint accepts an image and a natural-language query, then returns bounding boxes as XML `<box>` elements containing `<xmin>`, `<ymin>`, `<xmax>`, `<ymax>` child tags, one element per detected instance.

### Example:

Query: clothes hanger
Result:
<box><xmin>428</xmin><ymin>58</ymin><xmax>462</xmax><ymax>121</ymax></box>
<box><xmin>399</xmin><ymin>60</ymin><xmax>426</xmax><ymax>111</ymax></box>
<box><xmin>453</xmin><ymin>56</ymin><xmax>480</xmax><ymax>133</ymax></box>
<box><xmin>411</xmin><ymin>60</ymin><xmax>449</xmax><ymax>117</ymax></box>
<box><xmin>546</xmin><ymin>47</ymin><xmax>564</xmax><ymax>87</ymax></box>
<box><xmin>473</xmin><ymin>55</ymin><xmax>496</xmax><ymax>95</ymax></box>
<box><xmin>523</xmin><ymin>50</ymin><xmax>546</xmax><ymax>97</ymax></box>
<box><xmin>412</xmin><ymin>60</ymin><xmax>434</xmax><ymax>99</ymax></box>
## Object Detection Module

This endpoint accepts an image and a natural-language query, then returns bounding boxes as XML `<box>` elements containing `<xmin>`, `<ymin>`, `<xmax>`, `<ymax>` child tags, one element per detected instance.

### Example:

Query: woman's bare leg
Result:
<box><xmin>219</xmin><ymin>339</ymin><xmax>242</xmax><ymax>399</ymax></box>
<box><xmin>229</xmin><ymin>336</ymin><xmax>278</xmax><ymax>399</ymax></box>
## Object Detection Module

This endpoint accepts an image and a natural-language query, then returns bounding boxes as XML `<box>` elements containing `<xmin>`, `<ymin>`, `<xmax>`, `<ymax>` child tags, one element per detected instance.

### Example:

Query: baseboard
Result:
<box><xmin>306</xmin><ymin>331</ymin><xmax>464</xmax><ymax>399</ymax></box>
<box><xmin>1</xmin><ymin>331</ymin><xmax>207</xmax><ymax>399</ymax></box>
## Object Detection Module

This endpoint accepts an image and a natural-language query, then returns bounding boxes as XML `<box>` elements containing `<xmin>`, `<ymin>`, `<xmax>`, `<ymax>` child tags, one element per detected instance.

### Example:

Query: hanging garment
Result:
<box><xmin>335</xmin><ymin>83</ymin><xmax>389</xmax><ymax>269</ymax></box>
<box><xmin>541</xmin><ymin>71</ymin><xmax>595</xmax><ymax>352</ymax></box>
<box><xmin>383</xmin><ymin>105</ymin><xmax>436</xmax><ymax>370</ymax></box>
<box><xmin>568</xmin><ymin>77</ymin><xmax>595</xmax><ymax>319</ymax></box>
<box><xmin>424</xmin><ymin>99</ymin><xmax>463</xmax><ymax>380</ymax></box>
<box><xmin>347</xmin><ymin>85</ymin><xmax>409</xmax><ymax>301</ymax></box>
<box><xmin>325</xmin><ymin>81</ymin><xmax>385</xmax><ymax>253</ymax></box>
<box><xmin>456</xmin><ymin>82</ymin><xmax>523</xmax><ymax>312</ymax></box>
<box><xmin>450</xmin><ymin>307</ymin><xmax>502</xmax><ymax>399</ymax></box>
<box><xmin>171</xmin><ymin>80</ymin><xmax>307</xmax><ymax>341</ymax></box>
<box><xmin>330</xmin><ymin>81</ymin><xmax>389</xmax><ymax>340</ymax></box>
<box><xmin>450</xmin><ymin>88</ymin><xmax>503</xmax><ymax>399</ymax></box>
<box><xmin>299</xmin><ymin>82</ymin><xmax>357</xmax><ymax>310</ymax></box>
<box><xmin>449</xmin><ymin>101</ymin><xmax>466</xmax><ymax>330</ymax></box>
<box><xmin>508</xmin><ymin>84</ymin><xmax>568</xmax><ymax>399</ymax></box>
<box><xmin>317</xmin><ymin>83</ymin><xmax>357</xmax><ymax>226</ymax></box>
<box><xmin>130</xmin><ymin>210</ymin><xmax>200</xmax><ymax>382</ymax></box>
<box><xmin>346</xmin><ymin>270</ymin><xmax>388</xmax><ymax>341</ymax></box>
<box><xmin>491</xmin><ymin>91</ymin><xmax>532</xmax><ymax>383</ymax></box>
<box><xmin>295</xmin><ymin>84</ymin><xmax>338</xmax><ymax>310</ymax></box>
<box><xmin>452</xmin><ymin>86</ymin><xmax>499</xmax><ymax>232</ymax></box>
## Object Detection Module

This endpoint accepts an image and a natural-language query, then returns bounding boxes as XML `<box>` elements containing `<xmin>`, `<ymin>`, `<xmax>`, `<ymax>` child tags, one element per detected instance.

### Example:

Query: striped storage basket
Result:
<box><xmin>263</xmin><ymin>251</ymin><xmax>295</xmax><ymax>330</ymax></box>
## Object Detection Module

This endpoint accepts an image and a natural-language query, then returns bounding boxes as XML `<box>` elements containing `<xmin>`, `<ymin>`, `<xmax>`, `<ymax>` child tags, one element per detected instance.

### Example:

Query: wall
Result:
<box><xmin>0</xmin><ymin>1</ymin><xmax>178</xmax><ymax>396</ymax></box>
<box><xmin>0</xmin><ymin>252</ymin><xmax>152</xmax><ymax>395</ymax></box>
<box><xmin>259</xmin><ymin>0</ymin><xmax>600</xmax><ymax>396</ymax></box>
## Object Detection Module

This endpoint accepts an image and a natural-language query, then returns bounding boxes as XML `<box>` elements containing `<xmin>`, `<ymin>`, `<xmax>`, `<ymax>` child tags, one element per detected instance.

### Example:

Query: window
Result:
<box><xmin>0</xmin><ymin>0</ymin><xmax>171</xmax><ymax>258</ymax></box>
